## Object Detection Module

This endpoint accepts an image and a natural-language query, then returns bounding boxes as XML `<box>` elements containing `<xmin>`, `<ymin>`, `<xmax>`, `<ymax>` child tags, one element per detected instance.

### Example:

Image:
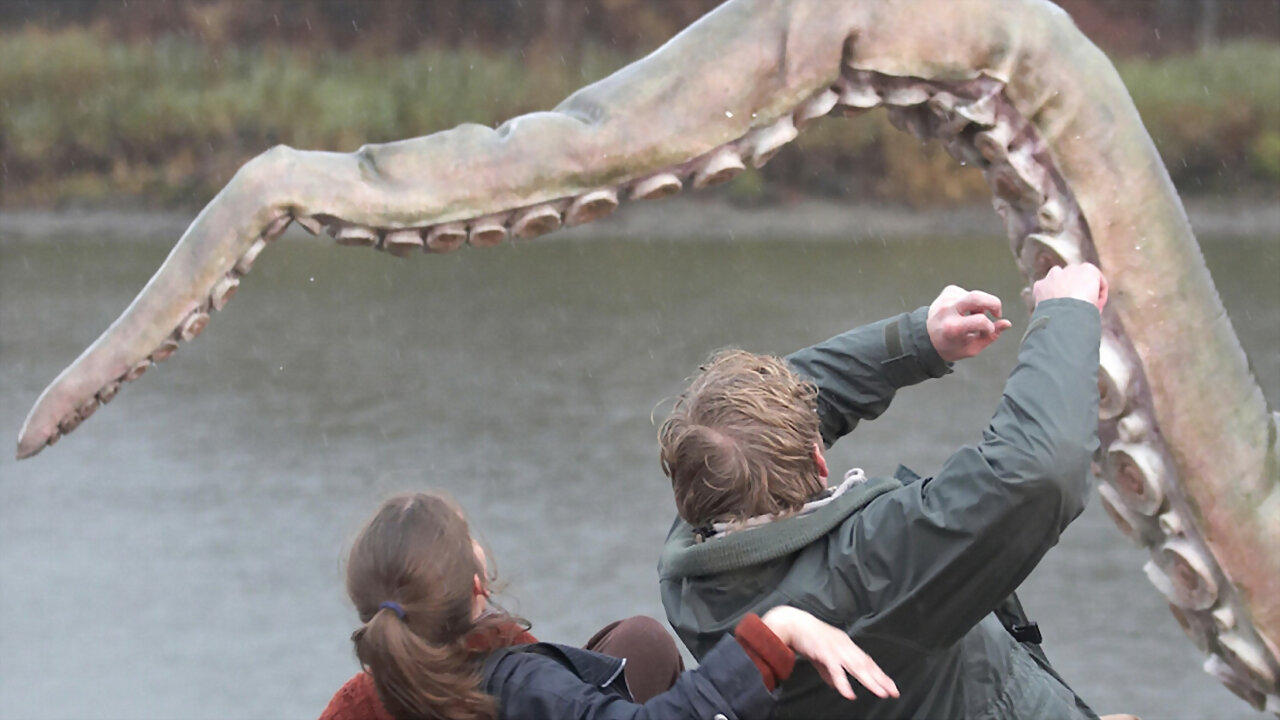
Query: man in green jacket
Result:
<box><xmin>657</xmin><ymin>264</ymin><xmax>1109</xmax><ymax>719</ymax></box>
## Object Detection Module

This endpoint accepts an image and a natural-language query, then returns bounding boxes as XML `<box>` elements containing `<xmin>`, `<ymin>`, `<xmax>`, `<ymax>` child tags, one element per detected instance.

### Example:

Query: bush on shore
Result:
<box><xmin>2</xmin><ymin>28</ymin><xmax>1276</xmax><ymax>207</ymax></box>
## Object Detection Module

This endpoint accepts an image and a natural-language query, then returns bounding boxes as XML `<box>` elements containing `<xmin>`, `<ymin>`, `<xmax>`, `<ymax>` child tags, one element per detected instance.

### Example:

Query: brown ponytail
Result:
<box><xmin>345</xmin><ymin>492</ymin><xmax>515</xmax><ymax>720</ymax></box>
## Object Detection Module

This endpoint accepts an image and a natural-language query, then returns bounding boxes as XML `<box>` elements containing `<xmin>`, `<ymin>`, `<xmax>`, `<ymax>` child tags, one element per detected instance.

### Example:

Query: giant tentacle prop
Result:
<box><xmin>14</xmin><ymin>0</ymin><xmax>1279</xmax><ymax>709</ymax></box>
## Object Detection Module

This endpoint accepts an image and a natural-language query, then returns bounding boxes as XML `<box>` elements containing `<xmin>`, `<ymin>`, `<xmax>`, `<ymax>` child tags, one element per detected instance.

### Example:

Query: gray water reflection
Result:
<box><xmin>1</xmin><ymin>228</ymin><xmax>1275</xmax><ymax>719</ymax></box>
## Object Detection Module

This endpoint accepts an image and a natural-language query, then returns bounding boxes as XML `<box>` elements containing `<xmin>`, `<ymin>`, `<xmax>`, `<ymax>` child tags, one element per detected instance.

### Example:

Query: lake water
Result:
<box><xmin>1</xmin><ymin>216</ymin><xmax>1276</xmax><ymax>718</ymax></box>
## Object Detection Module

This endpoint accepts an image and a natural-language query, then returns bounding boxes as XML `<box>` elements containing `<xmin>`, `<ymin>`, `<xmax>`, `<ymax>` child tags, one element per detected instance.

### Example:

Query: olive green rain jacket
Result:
<box><xmin>659</xmin><ymin>299</ymin><xmax>1102</xmax><ymax>719</ymax></box>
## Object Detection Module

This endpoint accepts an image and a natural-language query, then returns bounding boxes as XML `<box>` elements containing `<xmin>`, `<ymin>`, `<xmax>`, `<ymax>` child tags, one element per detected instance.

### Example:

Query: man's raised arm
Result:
<box><xmin>816</xmin><ymin>265</ymin><xmax>1107</xmax><ymax>652</ymax></box>
<box><xmin>786</xmin><ymin>287</ymin><xmax>1012</xmax><ymax>447</ymax></box>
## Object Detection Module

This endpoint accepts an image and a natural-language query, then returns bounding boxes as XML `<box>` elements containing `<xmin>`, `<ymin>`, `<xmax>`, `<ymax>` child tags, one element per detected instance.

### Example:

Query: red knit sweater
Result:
<box><xmin>318</xmin><ymin>672</ymin><xmax>396</xmax><ymax>720</ymax></box>
<box><xmin>318</xmin><ymin>616</ymin><xmax>791</xmax><ymax>719</ymax></box>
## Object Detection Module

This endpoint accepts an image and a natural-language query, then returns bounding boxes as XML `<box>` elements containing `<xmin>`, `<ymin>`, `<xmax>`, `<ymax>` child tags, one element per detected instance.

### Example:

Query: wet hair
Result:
<box><xmin>345</xmin><ymin>492</ymin><xmax>519</xmax><ymax>720</ymax></box>
<box><xmin>659</xmin><ymin>349</ymin><xmax>826</xmax><ymax>527</ymax></box>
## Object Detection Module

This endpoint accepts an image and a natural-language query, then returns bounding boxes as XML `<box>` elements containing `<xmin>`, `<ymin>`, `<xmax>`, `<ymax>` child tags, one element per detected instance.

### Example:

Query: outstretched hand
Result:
<box><xmin>927</xmin><ymin>286</ymin><xmax>1013</xmax><ymax>362</ymax></box>
<box><xmin>761</xmin><ymin>606</ymin><xmax>899</xmax><ymax>702</ymax></box>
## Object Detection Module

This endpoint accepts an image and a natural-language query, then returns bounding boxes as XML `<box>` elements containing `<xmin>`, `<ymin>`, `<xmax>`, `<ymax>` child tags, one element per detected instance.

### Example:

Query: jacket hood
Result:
<box><xmin>658</xmin><ymin>475</ymin><xmax>901</xmax><ymax>580</ymax></box>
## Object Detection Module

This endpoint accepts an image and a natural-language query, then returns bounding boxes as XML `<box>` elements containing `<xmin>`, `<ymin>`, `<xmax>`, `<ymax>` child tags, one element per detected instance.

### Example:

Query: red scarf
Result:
<box><xmin>318</xmin><ymin>622</ymin><xmax>536</xmax><ymax>720</ymax></box>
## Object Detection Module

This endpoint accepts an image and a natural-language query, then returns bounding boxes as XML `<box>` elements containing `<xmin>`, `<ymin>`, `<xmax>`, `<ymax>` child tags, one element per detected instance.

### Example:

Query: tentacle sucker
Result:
<box><xmin>953</xmin><ymin>94</ymin><xmax>998</xmax><ymax>127</ymax></box>
<box><xmin>1037</xmin><ymin>196</ymin><xmax>1067</xmax><ymax>233</ymax></box>
<box><xmin>177</xmin><ymin>311</ymin><xmax>210</xmax><ymax>342</ymax></box>
<box><xmin>692</xmin><ymin>147</ymin><xmax>746</xmax><ymax>188</ymax></box>
<box><xmin>746</xmin><ymin>116</ymin><xmax>799</xmax><ymax>168</ymax></box>
<box><xmin>836</xmin><ymin>77</ymin><xmax>880</xmax><ymax>114</ymax></box>
<box><xmin>261</xmin><ymin>213</ymin><xmax>292</xmax><ymax>241</ymax></box>
<box><xmin>1158</xmin><ymin>510</ymin><xmax>1186</xmax><ymax>537</ymax></box>
<box><xmin>876</xmin><ymin>75</ymin><xmax>931</xmax><ymax>106</ymax></box>
<box><xmin>75</xmin><ymin>398</ymin><xmax>99</xmax><ymax>421</ymax></box>
<box><xmin>1097</xmin><ymin>482</ymin><xmax>1153</xmax><ymax>545</ymax></box>
<box><xmin>1106</xmin><ymin>442</ymin><xmax>1167</xmax><ymax>517</ymax></box>
<box><xmin>97</xmin><ymin>381</ymin><xmax>120</xmax><ymax>405</ymax></box>
<box><xmin>383</xmin><ymin>229</ymin><xmax>425</xmax><ymax>257</ymax></box>
<box><xmin>209</xmin><ymin>276</ymin><xmax>240</xmax><ymax>312</ymax></box>
<box><xmin>468</xmin><ymin>214</ymin><xmax>509</xmax><ymax>247</ymax></box>
<box><xmin>425</xmin><ymin>223</ymin><xmax>467</xmax><ymax>252</ymax></box>
<box><xmin>1097</xmin><ymin>338</ymin><xmax>1132</xmax><ymax>420</ymax></box>
<box><xmin>924</xmin><ymin>92</ymin><xmax>971</xmax><ymax>138</ymax></box>
<box><xmin>1020</xmin><ymin>232</ymin><xmax>1084</xmax><ymax>278</ymax></box>
<box><xmin>1117</xmin><ymin>412</ymin><xmax>1151</xmax><ymax>443</ymax></box>
<box><xmin>794</xmin><ymin>88</ymin><xmax>839</xmax><ymax>126</ymax></box>
<box><xmin>565</xmin><ymin>190</ymin><xmax>619</xmax><ymax>226</ymax></box>
<box><xmin>150</xmin><ymin>339</ymin><xmax>179</xmax><ymax>363</ymax></box>
<box><xmin>975</xmin><ymin>123</ymin><xmax>1016</xmax><ymax>163</ymax></box>
<box><xmin>631</xmin><ymin>173</ymin><xmax>683</xmax><ymax>200</ymax></box>
<box><xmin>122</xmin><ymin>361</ymin><xmax>148</xmax><ymax>383</ymax></box>
<box><xmin>234</xmin><ymin>238</ymin><xmax>269</xmax><ymax>275</ymax></box>
<box><xmin>334</xmin><ymin>225</ymin><xmax>378</xmax><ymax>247</ymax></box>
<box><xmin>295</xmin><ymin>215</ymin><xmax>324</xmax><ymax>235</ymax></box>
<box><xmin>1205</xmin><ymin>654</ymin><xmax>1267</xmax><ymax>709</ymax></box>
<box><xmin>511</xmin><ymin>204</ymin><xmax>564</xmax><ymax>239</ymax></box>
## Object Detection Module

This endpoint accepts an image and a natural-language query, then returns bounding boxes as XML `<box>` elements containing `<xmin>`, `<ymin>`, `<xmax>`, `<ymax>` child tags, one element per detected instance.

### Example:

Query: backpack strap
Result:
<box><xmin>993</xmin><ymin>591</ymin><xmax>1055</xmax><ymax>676</ymax></box>
<box><xmin>993</xmin><ymin>593</ymin><xmax>1042</xmax><ymax>645</ymax></box>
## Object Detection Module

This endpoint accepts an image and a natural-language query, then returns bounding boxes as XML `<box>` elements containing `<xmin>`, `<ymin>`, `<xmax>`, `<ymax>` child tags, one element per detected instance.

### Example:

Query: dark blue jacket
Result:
<box><xmin>481</xmin><ymin>634</ymin><xmax>775</xmax><ymax>720</ymax></box>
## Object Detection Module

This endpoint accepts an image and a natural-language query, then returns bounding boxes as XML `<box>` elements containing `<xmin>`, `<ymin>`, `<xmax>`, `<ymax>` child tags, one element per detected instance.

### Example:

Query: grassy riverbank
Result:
<box><xmin>2</xmin><ymin>29</ymin><xmax>1277</xmax><ymax>207</ymax></box>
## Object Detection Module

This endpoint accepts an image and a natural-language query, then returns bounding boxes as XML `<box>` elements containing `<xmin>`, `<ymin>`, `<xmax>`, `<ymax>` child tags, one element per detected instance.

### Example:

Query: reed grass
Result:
<box><xmin>2</xmin><ymin>28</ymin><xmax>1275</xmax><ymax>207</ymax></box>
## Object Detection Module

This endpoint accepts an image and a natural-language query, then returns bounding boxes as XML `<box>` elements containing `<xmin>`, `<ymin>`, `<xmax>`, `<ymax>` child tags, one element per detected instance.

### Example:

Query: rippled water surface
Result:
<box><xmin>1</xmin><ymin>223</ymin><xmax>1276</xmax><ymax>718</ymax></box>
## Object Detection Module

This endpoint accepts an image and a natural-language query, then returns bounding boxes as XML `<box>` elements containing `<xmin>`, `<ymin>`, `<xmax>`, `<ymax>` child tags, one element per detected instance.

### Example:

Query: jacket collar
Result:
<box><xmin>700</xmin><ymin>468</ymin><xmax>870</xmax><ymax>539</ymax></box>
<box><xmin>658</xmin><ymin>474</ymin><xmax>901</xmax><ymax>580</ymax></box>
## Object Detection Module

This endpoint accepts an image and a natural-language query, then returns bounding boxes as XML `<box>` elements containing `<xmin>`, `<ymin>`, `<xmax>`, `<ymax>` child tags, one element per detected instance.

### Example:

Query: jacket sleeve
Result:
<box><xmin>817</xmin><ymin>298</ymin><xmax>1101</xmax><ymax>653</ymax></box>
<box><xmin>786</xmin><ymin>306</ymin><xmax>952</xmax><ymax>448</ymax></box>
<box><xmin>486</xmin><ymin>635</ymin><xmax>775</xmax><ymax>720</ymax></box>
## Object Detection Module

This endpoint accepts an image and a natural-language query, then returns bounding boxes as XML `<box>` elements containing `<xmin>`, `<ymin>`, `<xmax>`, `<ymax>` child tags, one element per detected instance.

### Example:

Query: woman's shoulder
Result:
<box><xmin>484</xmin><ymin>642</ymin><xmax>627</xmax><ymax>692</ymax></box>
<box><xmin>318</xmin><ymin>672</ymin><xmax>395</xmax><ymax>720</ymax></box>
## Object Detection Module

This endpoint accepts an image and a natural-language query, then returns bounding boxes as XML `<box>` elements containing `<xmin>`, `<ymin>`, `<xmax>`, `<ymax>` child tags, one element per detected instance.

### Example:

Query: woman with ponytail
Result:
<box><xmin>321</xmin><ymin>491</ymin><xmax>898</xmax><ymax>720</ymax></box>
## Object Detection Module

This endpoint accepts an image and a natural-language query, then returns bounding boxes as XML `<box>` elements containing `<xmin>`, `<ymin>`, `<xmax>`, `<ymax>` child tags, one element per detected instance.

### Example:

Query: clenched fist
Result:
<box><xmin>927</xmin><ymin>286</ymin><xmax>1014</xmax><ymax>362</ymax></box>
<box><xmin>1032</xmin><ymin>262</ymin><xmax>1108</xmax><ymax>312</ymax></box>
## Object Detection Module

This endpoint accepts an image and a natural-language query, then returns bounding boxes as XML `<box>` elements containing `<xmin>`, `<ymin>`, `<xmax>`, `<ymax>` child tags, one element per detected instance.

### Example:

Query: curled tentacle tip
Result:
<box><xmin>16</xmin><ymin>425</ymin><xmax>51</xmax><ymax>459</ymax></box>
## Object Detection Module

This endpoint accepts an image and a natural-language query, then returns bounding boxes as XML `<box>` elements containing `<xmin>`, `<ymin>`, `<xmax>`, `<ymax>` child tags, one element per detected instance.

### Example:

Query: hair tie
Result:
<box><xmin>379</xmin><ymin>601</ymin><xmax>406</xmax><ymax>620</ymax></box>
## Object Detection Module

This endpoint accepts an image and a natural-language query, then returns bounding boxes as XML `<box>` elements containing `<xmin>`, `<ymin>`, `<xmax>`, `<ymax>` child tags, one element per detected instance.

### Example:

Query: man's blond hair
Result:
<box><xmin>659</xmin><ymin>349</ymin><xmax>825</xmax><ymax>527</ymax></box>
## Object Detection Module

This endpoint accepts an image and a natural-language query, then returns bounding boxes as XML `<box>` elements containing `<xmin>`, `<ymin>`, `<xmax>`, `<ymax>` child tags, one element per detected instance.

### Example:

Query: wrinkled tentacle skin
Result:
<box><xmin>15</xmin><ymin>0</ymin><xmax>1278</xmax><ymax>708</ymax></box>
